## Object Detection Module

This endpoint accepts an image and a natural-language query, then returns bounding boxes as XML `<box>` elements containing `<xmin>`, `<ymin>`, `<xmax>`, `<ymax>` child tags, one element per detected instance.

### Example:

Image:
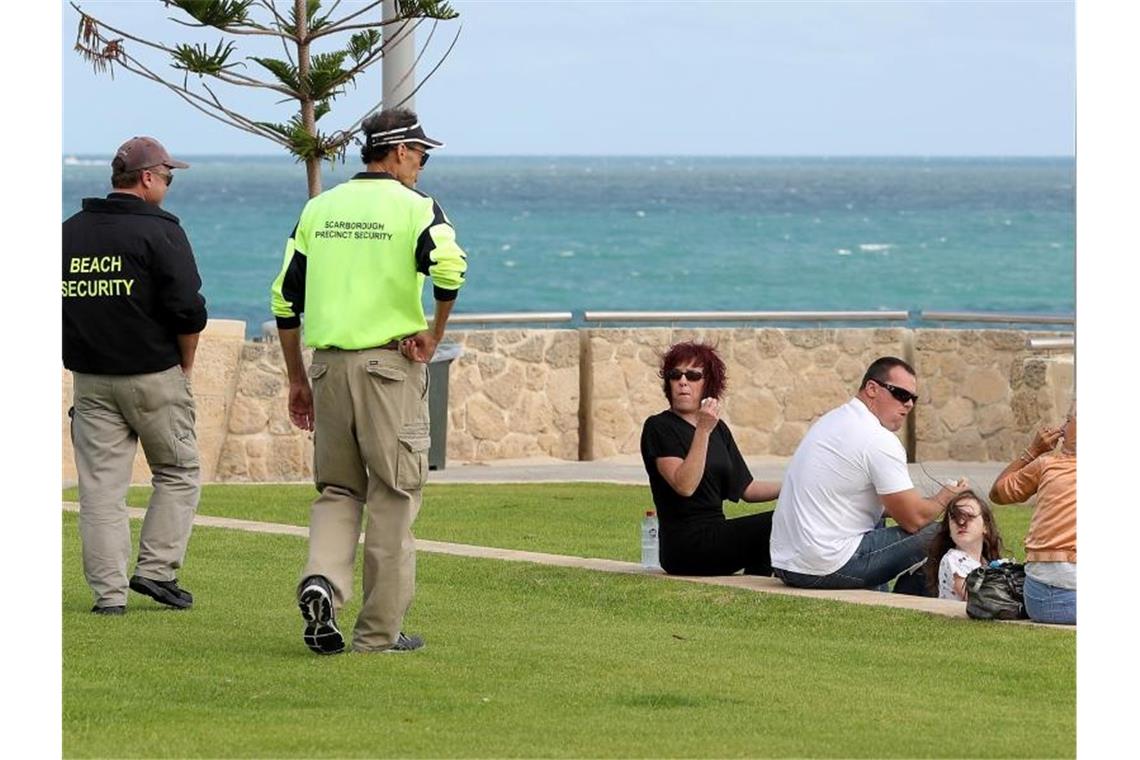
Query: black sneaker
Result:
<box><xmin>381</xmin><ymin>632</ymin><xmax>425</xmax><ymax>653</ymax></box>
<box><xmin>129</xmin><ymin>575</ymin><xmax>193</xmax><ymax>609</ymax></box>
<box><xmin>298</xmin><ymin>576</ymin><xmax>344</xmax><ymax>655</ymax></box>
<box><xmin>91</xmin><ymin>605</ymin><xmax>125</xmax><ymax>615</ymax></box>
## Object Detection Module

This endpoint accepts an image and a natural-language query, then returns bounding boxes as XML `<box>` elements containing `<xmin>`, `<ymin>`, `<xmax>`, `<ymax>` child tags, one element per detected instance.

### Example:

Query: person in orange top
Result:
<box><xmin>990</xmin><ymin>404</ymin><xmax>1076</xmax><ymax>625</ymax></box>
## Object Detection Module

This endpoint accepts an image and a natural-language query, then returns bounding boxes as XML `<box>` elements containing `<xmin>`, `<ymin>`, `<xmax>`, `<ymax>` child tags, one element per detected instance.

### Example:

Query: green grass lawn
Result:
<box><xmin>62</xmin><ymin>482</ymin><xmax>1037</xmax><ymax>563</ymax></box>
<box><xmin>61</xmin><ymin>485</ymin><xmax>1071</xmax><ymax>757</ymax></box>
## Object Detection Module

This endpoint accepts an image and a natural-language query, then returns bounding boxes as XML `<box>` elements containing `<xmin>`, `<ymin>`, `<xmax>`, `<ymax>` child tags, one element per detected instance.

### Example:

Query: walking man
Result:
<box><xmin>63</xmin><ymin>136</ymin><xmax>208</xmax><ymax>614</ymax></box>
<box><xmin>271</xmin><ymin>108</ymin><xmax>467</xmax><ymax>654</ymax></box>
<box><xmin>770</xmin><ymin>357</ymin><xmax>968</xmax><ymax>592</ymax></box>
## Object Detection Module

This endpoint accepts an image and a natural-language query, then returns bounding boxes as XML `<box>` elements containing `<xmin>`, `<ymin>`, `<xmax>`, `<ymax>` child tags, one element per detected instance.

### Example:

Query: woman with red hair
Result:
<box><xmin>639</xmin><ymin>341</ymin><xmax>781</xmax><ymax>575</ymax></box>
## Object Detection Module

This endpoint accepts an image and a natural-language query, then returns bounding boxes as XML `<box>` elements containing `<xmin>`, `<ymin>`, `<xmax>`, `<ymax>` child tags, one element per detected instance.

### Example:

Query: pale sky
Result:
<box><xmin>61</xmin><ymin>0</ymin><xmax>1075</xmax><ymax>156</ymax></box>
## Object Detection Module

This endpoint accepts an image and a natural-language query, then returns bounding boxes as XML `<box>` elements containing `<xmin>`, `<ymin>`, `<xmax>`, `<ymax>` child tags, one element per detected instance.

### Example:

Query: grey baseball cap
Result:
<box><xmin>112</xmin><ymin>136</ymin><xmax>190</xmax><ymax>172</ymax></box>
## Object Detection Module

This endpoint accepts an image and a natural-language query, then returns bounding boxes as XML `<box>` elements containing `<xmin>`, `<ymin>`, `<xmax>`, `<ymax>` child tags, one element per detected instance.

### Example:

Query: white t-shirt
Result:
<box><xmin>938</xmin><ymin>548</ymin><xmax>981</xmax><ymax>600</ymax></box>
<box><xmin>770</xmin><ymin>398</ymin><xmax>914</xmax><ymax>575</ymax></box>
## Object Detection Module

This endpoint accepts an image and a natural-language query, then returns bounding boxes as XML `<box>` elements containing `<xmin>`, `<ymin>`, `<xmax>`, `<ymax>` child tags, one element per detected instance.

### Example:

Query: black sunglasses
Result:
<box><xmin>870</xmin><ymin>378</ymin><xmax>918</xmax><ymax>404</ymax></box>
<box><xmin>405</xmin><ymin>144</ymin><xmax>430</xmax><ymax>167</ymax></box>
<box><xmin>666</xmin><ymin>368</ymin><xmax>704</xmax><ymax>382</ymax></box>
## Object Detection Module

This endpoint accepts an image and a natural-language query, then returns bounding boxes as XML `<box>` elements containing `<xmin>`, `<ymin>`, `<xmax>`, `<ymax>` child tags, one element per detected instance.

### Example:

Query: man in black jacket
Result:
<box><xmin>62</xmin><ymin>136</ymin><xmax>208</xmax><ymax>615</ymax></box>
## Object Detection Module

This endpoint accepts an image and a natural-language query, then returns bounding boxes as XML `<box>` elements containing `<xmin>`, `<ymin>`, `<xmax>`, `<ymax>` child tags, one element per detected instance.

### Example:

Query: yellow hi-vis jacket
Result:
<box><xmin>270</xmin><ymin>172</ymin><xmax>467</xmax><ymax>349</ymax></box>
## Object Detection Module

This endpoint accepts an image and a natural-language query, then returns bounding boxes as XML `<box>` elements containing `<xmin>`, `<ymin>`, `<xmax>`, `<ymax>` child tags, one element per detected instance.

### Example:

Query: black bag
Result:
<box><xmin>965</xmin><ymin>562</ymin><xmax>1029</xmax><ymax>620</ymax></box>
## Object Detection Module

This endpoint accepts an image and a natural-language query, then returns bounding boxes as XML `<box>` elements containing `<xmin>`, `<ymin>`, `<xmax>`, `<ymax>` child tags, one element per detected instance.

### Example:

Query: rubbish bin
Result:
<box><xmin>427</xmin><ymin>343</ymin><xmax>463</xmax><ymax>470</ymax></box>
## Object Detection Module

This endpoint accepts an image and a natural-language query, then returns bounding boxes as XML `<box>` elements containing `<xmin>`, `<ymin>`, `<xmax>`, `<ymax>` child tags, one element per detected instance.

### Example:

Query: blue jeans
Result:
<box><xmin>775</xmin><ymin>522</ymin><xmax>939</xmax><ymax>592</ymax></box>
<box><xmin>1023</xmin><ymin>575</ymin><xmax>1076</xmax><ymax>625</ymax></box>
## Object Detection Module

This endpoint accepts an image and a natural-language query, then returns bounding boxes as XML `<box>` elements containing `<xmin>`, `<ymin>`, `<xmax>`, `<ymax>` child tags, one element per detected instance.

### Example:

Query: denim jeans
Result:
<box><xmin>775</xmin><ymin>522</ymin><xmax>939</xmax><ymax>592</ymax></box>
<box><xmin>1023</xmin><ymin>575</ymin><xmax>1076</xmax><ymax>625</ymax></box>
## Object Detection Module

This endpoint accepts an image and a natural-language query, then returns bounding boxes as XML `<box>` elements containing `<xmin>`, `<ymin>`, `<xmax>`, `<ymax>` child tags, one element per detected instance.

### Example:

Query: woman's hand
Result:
<box><xmin>1029</xmin><ymin>425</ymin><xmax>1063</xmax><ymax>458</ymax></box>
<box><xmin>696</xmin><ymin>397</ymin><xmax>720</xmax><ymax>433</ymax></box>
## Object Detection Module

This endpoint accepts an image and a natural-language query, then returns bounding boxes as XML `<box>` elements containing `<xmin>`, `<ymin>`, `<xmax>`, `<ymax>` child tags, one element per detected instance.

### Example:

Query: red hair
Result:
<box><xmin>658</xmin><ymin>341</ymin><xmax>727</xmax><ymax>403</ymax></box>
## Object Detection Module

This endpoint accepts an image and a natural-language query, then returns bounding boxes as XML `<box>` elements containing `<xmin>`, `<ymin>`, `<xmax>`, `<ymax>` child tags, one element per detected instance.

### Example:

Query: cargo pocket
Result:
<box><xmin>396</xmin><ymin>421</ymin><xmax>431</xmax><ymax>491</ymax></box>
<box><xmin>308</xmin><ymin>363</ymin><xmax>328</xmax><ymax>381</ymax></box>
<box><xmin>365</xmin><ymin>361</ymin><xmax>405</xmax><ymax>383</ymax></box>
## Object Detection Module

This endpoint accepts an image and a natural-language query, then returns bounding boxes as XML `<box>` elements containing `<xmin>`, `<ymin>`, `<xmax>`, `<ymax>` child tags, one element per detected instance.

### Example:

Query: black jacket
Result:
<box><xmin>62</xmin><ymin>193</ymin><xmax>208</xmax><ymax>374</ymax></box>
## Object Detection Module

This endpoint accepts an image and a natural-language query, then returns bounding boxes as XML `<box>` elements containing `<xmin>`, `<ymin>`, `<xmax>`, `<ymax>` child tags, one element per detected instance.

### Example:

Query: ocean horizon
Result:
<box><xmin>62</xmin><ymin>155</ymin><xmax>1075</xmax><ymax>338</ymax></box>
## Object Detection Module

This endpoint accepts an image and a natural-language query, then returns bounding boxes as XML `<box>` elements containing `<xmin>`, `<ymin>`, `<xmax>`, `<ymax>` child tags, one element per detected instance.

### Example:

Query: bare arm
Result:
<box><xmin>952</xmin><ymin>573</ymin><xmax>968</xmax><ymax>601</ymax></box>
<box><xmin>881</xmin><ymin>480</ymin><xmax>968</xmax><ymax>533</ymax></box>
<box><xmin>277</xmin><ymin>326</ymin><xmax>313</xmax><ymax>431</ymax></box>
<box><xmin>742</xmin><ymin>479</ymin><xmax>781</xmax><ymax>503</ymax></box>
<box><xmin>402</xmin><ymin>299</ymin><xmax>457</xmax><ymax>363</ymax></box>
<box><xmin>655</xmin><ymin>398</ymin><xmax>720</xmax><ymax>498</ymax></box>
<box><xmin>177</xmin><ymin>332</ymin><xmax>200</xmax><ymax>377</ymax></box>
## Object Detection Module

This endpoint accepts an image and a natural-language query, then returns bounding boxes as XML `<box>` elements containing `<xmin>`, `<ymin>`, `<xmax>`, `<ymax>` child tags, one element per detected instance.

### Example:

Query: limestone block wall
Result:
<box><xmin>582</xmin><ymin>327</ymin><xmax>910</xmax><ymax>459</ymax></box>
<box><xmin>444</xmin><ymin>329</ymin><xmax>580</xmax><ymax>461</ymax></box>
<box><xmin>912</xmin><ymin>329</ymin><xmax>1075</xmax><ymax>461</ymax></box>
<box><xmin>212</xmin><ymin>341</ymin><xmax>315</xmax><ymax>482</ymax></box>
<box><xmin>61</xmin><ymin>319</ymin><xmax>246</xmax><ymax>485</ymax></box>
<box><xmin>62</xmin><ymin>324</ymin><xmax>1075</xmax><ymax>485</ymax></box>
<box><xmin>183</xmin><ymin>328</ymin><xmax>580</xmax><ymax>481</ymax></box>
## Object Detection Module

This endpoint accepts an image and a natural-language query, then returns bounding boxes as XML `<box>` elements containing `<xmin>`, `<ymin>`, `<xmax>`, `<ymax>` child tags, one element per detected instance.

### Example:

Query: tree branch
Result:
<box><xmin>310</xmin><ymin>0</ymin><xmax>385</xmax><ymax>39</ymax></box>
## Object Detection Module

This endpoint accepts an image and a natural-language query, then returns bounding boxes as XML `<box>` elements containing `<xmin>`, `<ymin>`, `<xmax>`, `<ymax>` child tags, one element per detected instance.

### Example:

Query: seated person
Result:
<box><xmin>990</xmin><ymin>404</ymin><xmax>1076</xmax><ymax>625</ymax></box>
<box><xmin>639</xmin><ymin>341</ymin><xmax>781</xmax><ymax>576</ymax></box>
<box><xmin>924</xmin><ymin>490</ymin><xmax>1005</xmax><ymax>600</ymax></box>
<box><xmin>770</xmin><ymin>356</ymin><xmax>967</xmax><ymax>591</ymax></box>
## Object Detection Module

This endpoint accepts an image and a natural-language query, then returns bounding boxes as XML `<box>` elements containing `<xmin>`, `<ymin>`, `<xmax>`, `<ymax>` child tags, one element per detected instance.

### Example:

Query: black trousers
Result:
<box><xmin>660</xmin><ymin>511</ymin><xmax>774</xmax><ymax>576</ymax></box>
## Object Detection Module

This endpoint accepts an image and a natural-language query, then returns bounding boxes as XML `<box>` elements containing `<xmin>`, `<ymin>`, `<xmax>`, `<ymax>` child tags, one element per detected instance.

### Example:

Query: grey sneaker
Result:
<box><xmin>382</xmin><ymin>632</ymin><xmax>425</xmax><ymax>653</ymax></box>
<box><xmin>298</xmin><ymin>575</ymin><xmax>344</xmax><ymax>655</ymax></box>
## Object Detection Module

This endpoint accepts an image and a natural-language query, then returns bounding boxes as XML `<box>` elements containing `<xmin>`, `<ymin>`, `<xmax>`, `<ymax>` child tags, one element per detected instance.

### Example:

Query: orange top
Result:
<box><xmin>992</xmin><ymin>452</ymin><xmax>1076</xmax><ymax>563</ymax></box>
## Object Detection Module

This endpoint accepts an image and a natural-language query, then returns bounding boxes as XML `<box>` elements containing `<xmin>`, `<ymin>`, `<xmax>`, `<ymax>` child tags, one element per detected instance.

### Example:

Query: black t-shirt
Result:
<box><xmin>639</xmin><ymin>410</ymin><xmax>753</xmax><ymax>532</ymax></box>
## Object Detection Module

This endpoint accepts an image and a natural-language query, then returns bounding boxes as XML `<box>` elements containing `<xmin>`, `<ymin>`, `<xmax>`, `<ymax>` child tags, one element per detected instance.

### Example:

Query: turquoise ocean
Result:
<box><xmin>62</xmin><ymin>156</ymin><xmax>1074</xmax><ymax>337</ymax></box>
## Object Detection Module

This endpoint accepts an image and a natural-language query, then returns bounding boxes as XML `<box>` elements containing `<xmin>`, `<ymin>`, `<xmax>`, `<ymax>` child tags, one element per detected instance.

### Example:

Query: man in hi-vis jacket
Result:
<box><xmin>271</xmin><ymin>108</ymin><xmax>467</xmax><ymax>655</ymax></box>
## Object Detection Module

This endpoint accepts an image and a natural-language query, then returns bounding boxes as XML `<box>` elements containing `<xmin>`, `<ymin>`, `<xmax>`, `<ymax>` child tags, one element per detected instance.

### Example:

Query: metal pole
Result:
<box><xmin>382</xmin><ymin>0</ymin><xmax>416</xmax><ymax>110</ymax></box>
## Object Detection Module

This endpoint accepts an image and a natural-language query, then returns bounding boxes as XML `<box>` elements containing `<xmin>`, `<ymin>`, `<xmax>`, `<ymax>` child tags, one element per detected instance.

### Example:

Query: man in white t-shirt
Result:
<box><xmin>770</xmin><ymin>357</ymin><xmax>968</xmax><ymax>591</ymax></box>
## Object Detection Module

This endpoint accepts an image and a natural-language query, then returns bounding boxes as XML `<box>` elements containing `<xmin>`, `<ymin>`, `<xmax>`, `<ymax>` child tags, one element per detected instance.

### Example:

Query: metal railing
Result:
<box><xmin>256</xmin><ymin>310</ymin><xmax>1076</xmax><ymax>339</ymax></box>
<box><xmin>442</xmin><ymin>311</ymin><xmax>574</xmax><ymax>325</ymax></box>
<box><xmin>920</xmin><ymin>310</ymin><xmax>1074</xmax><ymax>326</ymax></box>
<box><xmin>1028</xmin><ymin>336</ymin><xmax>1075</xmax><ymax>350</ymax></box>
<box><xmin>583</xmin><ymin>310</ymin><xmax>909</xmax><ymax>324</ymax></box>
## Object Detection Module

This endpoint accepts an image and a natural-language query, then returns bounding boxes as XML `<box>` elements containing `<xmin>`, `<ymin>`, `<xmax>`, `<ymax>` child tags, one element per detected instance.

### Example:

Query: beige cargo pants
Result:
<box><xmin>70</xmin><ymin>365</ymin><xmax>200</xmax><ymax>608</ymax></box>
<box><xmin>303</xmin><ymin>347</ymin><xmax>430</xmax><ymax>652</ymax></box>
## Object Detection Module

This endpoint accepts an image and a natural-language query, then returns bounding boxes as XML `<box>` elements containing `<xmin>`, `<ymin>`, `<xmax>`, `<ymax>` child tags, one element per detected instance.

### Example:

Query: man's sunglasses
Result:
<box><xmin>405</xmin><ymin>144</ymin><xmax>430</xmax><ymax>167</ymax></box>
<box><xmin>665</xmin><ymin>368</ymin><xmax>704</xmax><ymax>382</ymax></box>
<box><xmin>146</xmin><ymin>167</ymin><xmax>173</xmax><ymax>186</ymax></box>
<box><xmin>870</xmin><ymin>378</ymin><xmax>918</xmax><ymax>404</ymax></box>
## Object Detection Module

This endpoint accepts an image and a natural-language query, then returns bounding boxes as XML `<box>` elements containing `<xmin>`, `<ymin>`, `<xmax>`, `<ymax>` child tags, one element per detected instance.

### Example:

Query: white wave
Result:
<box><xmin>503</xmin><ymin>260</ymin><xmax>517</xmax><ymax>268</ymax></box>
<box><xmin>500</xmin><ymin>244</ymin><xmax>511</xmax><ymax>251</ymax></box>
<box><xmin>558</xmin><ymin>250</ymin><xmax>575</xmax><ymax>258</ymax></box>
<box><xmin>858</xmin><ymin>243</ymin><xmax>894</xmax><ymax>252</ymax></box>
<box><xmin>63</xmin><ymin>156</ymin><xmax>104</xmax><ymax>166</ymax></box>
<box><xmin>635</xmin><ymin>210</ymin><xmax>646</xmax><ymax>217</ymax></box>
<box><xmin>836</xmin><ymin>248</ymin><xmax>852</xmax><ymax>256</ymax></box>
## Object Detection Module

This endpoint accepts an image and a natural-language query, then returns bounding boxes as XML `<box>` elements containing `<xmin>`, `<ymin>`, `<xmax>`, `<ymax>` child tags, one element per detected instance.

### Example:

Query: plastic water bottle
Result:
<box><xmin>641</xmin><ymin>510</ymin><xmax>660</xmax><ymax>569</ymax></box>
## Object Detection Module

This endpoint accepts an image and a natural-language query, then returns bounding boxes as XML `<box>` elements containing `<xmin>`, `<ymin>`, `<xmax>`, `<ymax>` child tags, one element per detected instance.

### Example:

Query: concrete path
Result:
<box><xmin>61</xmin><ymin>501</ymin><xmax>1069</xmax><ymax>630</ymax></box>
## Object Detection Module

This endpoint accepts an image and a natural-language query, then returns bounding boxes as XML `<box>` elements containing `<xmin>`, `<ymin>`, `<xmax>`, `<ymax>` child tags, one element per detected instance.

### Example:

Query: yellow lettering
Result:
<box><xmin>122</xmin><ymin>279</ymin><xmax>134</xmax><ymax>295</ymax></box>
<box><xmin>69</xmin><ymin>259</ymin><xmax>82</xmax><ymax>274</ymax></box>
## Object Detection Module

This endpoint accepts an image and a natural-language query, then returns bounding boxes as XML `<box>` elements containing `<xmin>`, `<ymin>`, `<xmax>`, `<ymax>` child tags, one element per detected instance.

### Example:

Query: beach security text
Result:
<box><xmin>62</xmin><ymin>255</ymin><xmax>135</xmax><ymax>298</ymax></box>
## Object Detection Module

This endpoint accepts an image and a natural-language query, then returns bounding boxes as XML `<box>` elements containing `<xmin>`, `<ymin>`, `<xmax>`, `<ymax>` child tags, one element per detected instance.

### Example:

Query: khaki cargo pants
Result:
<box><xmin>304</xmin><ymin>347</ymin><xmax>430</xmax><ymax>652</ymax></box>
<box><xmin>70</xmin><ymin>365</ymin><xmax>200</xmax><ymax>608</ymax></box>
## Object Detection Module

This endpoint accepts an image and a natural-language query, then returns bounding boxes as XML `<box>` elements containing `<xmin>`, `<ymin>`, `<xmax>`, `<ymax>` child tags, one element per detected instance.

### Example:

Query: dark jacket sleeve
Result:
<box><xmin>151</xmin><ymin>221</ymin><xmax>208</xmax><ymax>334</ymax></box>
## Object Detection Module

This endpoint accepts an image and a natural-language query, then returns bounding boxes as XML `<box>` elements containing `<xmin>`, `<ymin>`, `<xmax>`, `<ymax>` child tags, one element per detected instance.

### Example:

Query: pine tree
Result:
<box><xmin>73</xmin><ymin>0</ymin><xmax>460</xmax><ymax>197</ymax></box>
